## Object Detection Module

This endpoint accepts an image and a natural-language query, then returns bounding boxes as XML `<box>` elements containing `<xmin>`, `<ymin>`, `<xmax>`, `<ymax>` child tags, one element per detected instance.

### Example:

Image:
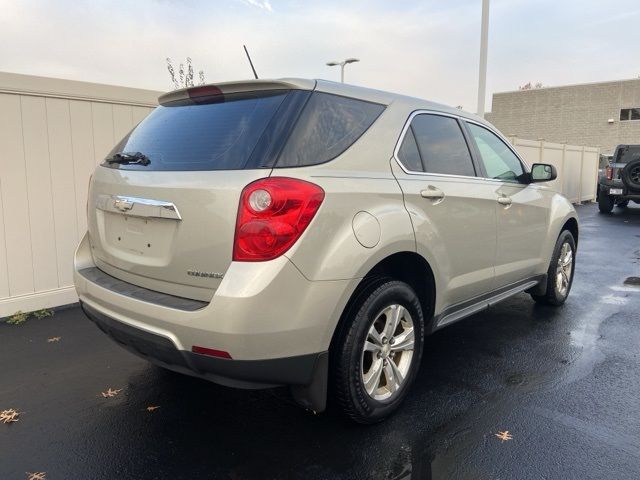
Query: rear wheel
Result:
<box><xmin>621</xmin><ymin>159</ymin><xmax>640</xmax><ymax>190</ymax></box>
<box><xmin>331</xmin><ymin>279</ymin><xmax>424</xmax><ymax>424</ymax></box>
<box><xmin>598</xmin><ymin>192</ymin><xmax>614</xmax><ymax>213</ymax></box>
<box><xmin>531</xmin><ymin>230</ymin><xmax>576</xmax><ymax>306</ymax></box>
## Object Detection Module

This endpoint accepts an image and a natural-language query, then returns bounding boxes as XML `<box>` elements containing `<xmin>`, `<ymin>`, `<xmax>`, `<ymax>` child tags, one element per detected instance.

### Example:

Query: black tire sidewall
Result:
<box><xmin>546</xmin><ymin>231</ymin><xmax>576</xmax><ymax>305</ymax></box>
<box><xmin>598</xmin><ymin>193</ymin><xmax>614</xmax><ymax>213</ymax></box>
<box><xmin>336</xmin><ymin>280</ymin><xmax>424</xmax><ymax>423</ymax></box>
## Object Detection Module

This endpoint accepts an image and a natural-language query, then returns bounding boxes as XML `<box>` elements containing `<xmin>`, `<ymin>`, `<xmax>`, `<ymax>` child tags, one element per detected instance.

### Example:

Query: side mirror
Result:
<box><xmin>530</xmin><ymin>163</ymin><xmax>557</xmax><ymax>183</ymax></box>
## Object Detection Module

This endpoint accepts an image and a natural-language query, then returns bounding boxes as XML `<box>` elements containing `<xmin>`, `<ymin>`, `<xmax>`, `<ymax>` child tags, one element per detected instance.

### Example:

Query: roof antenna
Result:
<box><xmin>243</xmin><ymin>45</ymin><xmax>259</xmax><ymax>79</ymax></box>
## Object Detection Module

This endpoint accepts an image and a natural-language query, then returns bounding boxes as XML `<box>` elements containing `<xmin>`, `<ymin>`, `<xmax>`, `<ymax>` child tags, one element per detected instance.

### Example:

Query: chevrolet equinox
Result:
<box><xmin>74</xmin><ymin>79</ymin><xmax>578</xmax><ymax>423</ymax></box>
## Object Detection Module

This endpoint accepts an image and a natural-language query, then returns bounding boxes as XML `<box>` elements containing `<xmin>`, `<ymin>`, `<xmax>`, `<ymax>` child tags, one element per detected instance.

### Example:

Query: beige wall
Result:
<box><xmin>0</xmin><ymin>72</ymin><xmax>161</xmax><ymax>317</ymax></box>
<box><xmin>507</xmin><ymin>138</ymin><xmax>600</xmax><ymax>204</ymax></box>
<box><xmin>486</xmin><ymin>78</ymin><xmax>640</xmax><ymax>154</ymax></box>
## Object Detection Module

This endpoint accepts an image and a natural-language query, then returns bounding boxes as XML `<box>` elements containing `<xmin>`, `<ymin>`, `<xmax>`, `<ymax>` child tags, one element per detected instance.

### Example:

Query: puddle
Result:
<box><xmin>600</xmin><ymin>294</ymin><xmax>628</xmax><ymax>305</ymax></box>
<box><xmin>505</xmin><ymin>372</ymin><xmax>528</xmax><ymax>386</ymax></box>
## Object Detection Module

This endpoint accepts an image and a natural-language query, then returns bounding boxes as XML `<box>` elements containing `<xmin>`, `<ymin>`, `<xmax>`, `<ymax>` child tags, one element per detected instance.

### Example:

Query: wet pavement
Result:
<box><xmin>1</xmin><ymin>203</ymin><xmax>639</xmax><ymax>479</ymax></box>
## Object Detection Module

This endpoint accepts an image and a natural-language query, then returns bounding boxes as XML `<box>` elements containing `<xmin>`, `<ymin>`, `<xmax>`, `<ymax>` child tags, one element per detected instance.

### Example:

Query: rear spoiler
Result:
<box><xmin>158</xmin><ymin>78</ymin><xmax>316</xmax><ymax>105</ymax></box>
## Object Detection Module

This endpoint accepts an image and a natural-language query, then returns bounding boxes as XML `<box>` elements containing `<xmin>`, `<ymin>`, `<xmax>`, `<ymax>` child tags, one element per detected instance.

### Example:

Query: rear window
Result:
<box><xmin>105</xmin><ymin>90</ymin><xmax>384</xmax><ymax>171</ymax></box>
<box><xmin>275</xmin><ymin>93</ymin><xmax>385</xmax><ymax>167</ymax></box>
<box><xmin>105</xmin><ymin>91</ymin><xmax>289</xmax><ymax>171</ymax></box>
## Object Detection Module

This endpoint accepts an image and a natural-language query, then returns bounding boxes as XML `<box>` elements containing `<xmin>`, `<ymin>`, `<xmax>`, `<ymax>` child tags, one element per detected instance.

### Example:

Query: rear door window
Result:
<box><xmin>398</xmin><ymin>114</ymin><xmax>476</xmax><ymax>177</ymax></box>
<box><xmin>275</xmin><ymin>93</ymin><xmax>385</xmax><ymax>167</ymax></box>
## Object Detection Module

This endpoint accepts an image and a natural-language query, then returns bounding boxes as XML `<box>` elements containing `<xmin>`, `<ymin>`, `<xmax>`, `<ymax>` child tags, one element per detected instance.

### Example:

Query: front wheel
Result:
<box><xmin>598</xmin><ymin>192</ymin><xmax>614</xmax><ymax>213</ymax></box>
<box><xmin>331</xmin><ymin>279</ymin><xmax>424</xmax><ymax>424</ymax></box>
<box><xmin>531</xmin><ymin>230</ymin><xmax>576</xmax><ymax>306</ymax></box>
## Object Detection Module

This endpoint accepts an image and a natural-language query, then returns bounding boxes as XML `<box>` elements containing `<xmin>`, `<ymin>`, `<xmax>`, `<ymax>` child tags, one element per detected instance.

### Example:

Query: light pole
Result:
<box><xmin>477</xmin><ymin>0</ymin><xmax>490</xmax><ymax>116</ymax></box>
<box><xmin>326</xmin><ymin>58</ymin><xmax>360</xmax><ymax>83</ymax></box>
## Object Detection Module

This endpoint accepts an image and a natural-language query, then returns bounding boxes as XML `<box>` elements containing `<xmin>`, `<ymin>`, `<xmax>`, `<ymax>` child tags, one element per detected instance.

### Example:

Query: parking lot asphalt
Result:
<box><xmin>1</xmin><ymin>202</ymin><xmax>639</xmax><ymax>480</ymax></box>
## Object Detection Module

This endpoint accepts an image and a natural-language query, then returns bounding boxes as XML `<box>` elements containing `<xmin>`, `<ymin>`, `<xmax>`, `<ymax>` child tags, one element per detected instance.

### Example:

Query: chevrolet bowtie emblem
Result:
<box><xmin>114</xmin><ymin>198</ymin><xmax>134</xmax><ymax>212</ymax></box>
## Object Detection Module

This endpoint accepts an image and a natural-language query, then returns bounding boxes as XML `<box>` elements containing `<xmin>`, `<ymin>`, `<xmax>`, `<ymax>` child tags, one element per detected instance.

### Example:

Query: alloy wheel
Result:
<box><xmin>361</xmin><ymin>304</ymin><xmax>415</xmax><ymax>401</ymax></box>
<box><xmin>555</xmin><ymin>242</ymin><xmax>573</xmax><ymax>298</ymax></box>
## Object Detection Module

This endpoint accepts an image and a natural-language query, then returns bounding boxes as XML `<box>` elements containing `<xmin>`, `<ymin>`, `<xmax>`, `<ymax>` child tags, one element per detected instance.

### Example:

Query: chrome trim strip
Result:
<box><xmin>392</xmin><ymin>109</ymin><xmax>531</xmax><ymax>180</ymax></box>
<box><xmin>96</xmin><ymin>194</ymin><xmax>182</xmax><ymax>220</ymax></box>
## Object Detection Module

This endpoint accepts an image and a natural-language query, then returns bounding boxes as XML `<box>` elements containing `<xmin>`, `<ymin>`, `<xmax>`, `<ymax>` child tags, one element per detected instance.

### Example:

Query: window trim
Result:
<box><xmin>392</xmin><ymin>109</ymin><xmax>530</xmax><ymax>182</ymax></box>
<box><xmin>393</xmin><ymin>110</ymin><xmax>481</xmax><ymax>179</ymax></box>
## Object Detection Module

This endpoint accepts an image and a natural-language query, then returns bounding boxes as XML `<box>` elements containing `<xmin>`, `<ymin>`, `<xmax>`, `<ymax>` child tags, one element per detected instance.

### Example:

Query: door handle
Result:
<box><xmin>420</xmin><ymin>186</ymin><xmax>445</xmax><ymax>200</ymax></box>
<box><xmin>497</xmin><ymin>195</ymin><xmax>512</xmax><ymax>206</ymax></box>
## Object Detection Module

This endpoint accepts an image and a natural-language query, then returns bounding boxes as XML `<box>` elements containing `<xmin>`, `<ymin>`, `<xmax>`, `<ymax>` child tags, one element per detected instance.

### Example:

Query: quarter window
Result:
<box><xmin>276</xmin><ymin>93</ymin><xmax>385</xmax><ymax>167</ymax></box>
<box><xmin>397</xmin><ymin>114</ymin><xmax>476</xmax><ymax>177</ymax></box>
<box><xmin>467</xmin><ymin>123</ymin><xmax>524</xmax><ymax>182</ymax></box>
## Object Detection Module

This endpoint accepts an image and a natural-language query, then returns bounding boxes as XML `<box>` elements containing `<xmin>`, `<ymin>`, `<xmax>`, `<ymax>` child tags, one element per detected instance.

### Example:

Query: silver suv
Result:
<box><xmin>74</xmin><ymin>79</ymin><xmax>578</xmax><ymax>423</ymax></box>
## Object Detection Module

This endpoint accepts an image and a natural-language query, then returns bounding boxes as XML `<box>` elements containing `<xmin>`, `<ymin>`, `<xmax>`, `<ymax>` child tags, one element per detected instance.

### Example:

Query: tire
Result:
<box><xmin>616</xmin><ymin>200</ymin><xmax>629</xmax><ymax>209</ymax></box>
<box><xmin>331</xmin><ymin>278</ymin><xmax>424</xmax><ymax>424</ymax></box>
<box><xmin>531</xmin><ymin>230</ymin><xmax>576</xmax><ymax>306</ymax></box>
<box><xmin>598</xmin><ymin>192</ymin><xmax>614</xmax><ymax>213</ymax></box>
<box><xmin>621</xmin><ymin>159</ymin><xmax>640</xmax><ymax>190</ymax></box>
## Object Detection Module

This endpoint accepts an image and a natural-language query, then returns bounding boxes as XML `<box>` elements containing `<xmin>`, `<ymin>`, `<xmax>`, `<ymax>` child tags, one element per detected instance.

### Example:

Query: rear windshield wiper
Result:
<box><xmin>106</xmin><ymin>152</ymin><xmax>151</xmax><ymax>166</ymax></box>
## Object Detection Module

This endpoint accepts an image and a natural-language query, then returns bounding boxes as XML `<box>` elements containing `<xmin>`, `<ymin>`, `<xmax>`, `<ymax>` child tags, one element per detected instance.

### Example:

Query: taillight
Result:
<box><xmin>606</xmin><ymin>166</ymin><xmax>614</xmax><ymax>181</ymax></box>
<box><xmin>233</xmin><ymin>177</ymin><xmax>325</xmax><ymax>261</ymax></box>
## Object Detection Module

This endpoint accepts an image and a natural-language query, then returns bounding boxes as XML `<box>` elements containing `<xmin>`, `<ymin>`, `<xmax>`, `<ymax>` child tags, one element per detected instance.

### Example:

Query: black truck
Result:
<box><xmin>598</xmin><ymin>144</ymin><xmax>640</xmax><ymax>213</ymax></box>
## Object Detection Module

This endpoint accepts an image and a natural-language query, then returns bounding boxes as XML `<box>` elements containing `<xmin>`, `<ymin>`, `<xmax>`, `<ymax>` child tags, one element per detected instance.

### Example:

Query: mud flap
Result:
<box><xmin>290</xmin><ymin>352</ymin><xmax>328</xmax><ymax>413</ymax></box>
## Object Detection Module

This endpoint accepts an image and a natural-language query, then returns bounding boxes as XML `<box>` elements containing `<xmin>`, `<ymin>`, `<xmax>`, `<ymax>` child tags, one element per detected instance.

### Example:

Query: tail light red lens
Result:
<box><xmin>606</xmin><ymin>166</ymin><xmax>614</xmax><ymax>181</ymax></box>
<box><xmin>233</xmin><ymin>177</ymin><xmax>325</xmax><ymax>261</ymax></box>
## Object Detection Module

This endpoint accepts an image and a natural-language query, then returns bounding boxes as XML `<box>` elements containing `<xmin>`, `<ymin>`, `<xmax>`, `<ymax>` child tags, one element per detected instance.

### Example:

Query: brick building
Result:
<box><xmin>485</xmin><ymin>78</ymin><xmax>640</xmax><ymax>154</ymax></box>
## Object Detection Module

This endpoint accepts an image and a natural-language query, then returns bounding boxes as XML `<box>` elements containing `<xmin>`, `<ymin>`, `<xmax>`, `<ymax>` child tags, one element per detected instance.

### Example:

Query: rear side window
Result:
<box><xmin>276</xmin><ymin>93</ymin><xmax>385</xmax><ymax>167</ymax></box>
<box><xmin>105</xmin><ymin>91</ymin><xmax>289</xmax><ymax>171</ymax></box>
<box><xmin>398</xmin><ymin>114</ymin><xmax>476</xmax><ymax>177</ymax></box>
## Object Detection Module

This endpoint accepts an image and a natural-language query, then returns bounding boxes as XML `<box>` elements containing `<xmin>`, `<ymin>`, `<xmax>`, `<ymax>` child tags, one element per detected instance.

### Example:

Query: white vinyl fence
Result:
<box><xmin>508</xmin><ymin>137</ymin><xmax>600</xmax><ymax>204</ymax></box>
<box><xmin>0</xmin><ymin>72</ymin><xmax>161</xmax><ymax>317</ymax></box>
<box><xmin>0</xmin><ymin>72</ymin><xmax>601</xmax><ymax>317</ymax></box>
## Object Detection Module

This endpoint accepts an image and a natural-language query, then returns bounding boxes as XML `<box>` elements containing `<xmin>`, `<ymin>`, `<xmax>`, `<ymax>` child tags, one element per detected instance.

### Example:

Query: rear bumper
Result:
<box><xmin>599</xmin><ymin>183</ymin><xmax>640</xmax><ymax>198</ymax></box>
<box><xmin>81</xmin><ymin>301</ymin><xmax>326</xmax><ymax>389</ymax></box>
<box><xmin>73</xmin><ymin>231</ymin><xmax>357</xmax><ymax>410</ymax></box>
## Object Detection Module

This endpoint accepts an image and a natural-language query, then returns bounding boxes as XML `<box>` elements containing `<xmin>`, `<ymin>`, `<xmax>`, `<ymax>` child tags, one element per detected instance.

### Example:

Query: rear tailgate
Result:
<box><xmin>88</xmin><ymin>168</ymin><xmax>269</xmax><ymax>302</ymax></box>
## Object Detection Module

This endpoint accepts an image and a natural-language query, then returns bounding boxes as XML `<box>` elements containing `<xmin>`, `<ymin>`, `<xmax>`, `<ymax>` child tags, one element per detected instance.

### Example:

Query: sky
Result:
<box><xmin>1</xmin><ymin>0</ymin><xmax>640</xmax><ymax>112</ymax></box>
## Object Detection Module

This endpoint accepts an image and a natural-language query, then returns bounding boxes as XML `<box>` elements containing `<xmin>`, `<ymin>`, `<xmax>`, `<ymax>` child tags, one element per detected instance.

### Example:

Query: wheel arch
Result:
<box><xmin>329</xmin><ymin>251</ymin><xmax>436</xmax><ymax>356</ymax></box>
<box><xmin>562</xmin><ymin>216</ymin><xmax>579</xmax><ymax>247</ymax></box>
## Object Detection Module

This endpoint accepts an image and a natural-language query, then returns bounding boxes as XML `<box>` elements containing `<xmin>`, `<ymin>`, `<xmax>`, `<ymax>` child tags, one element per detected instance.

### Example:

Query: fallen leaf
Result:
<box><xmin>1</xmin><ymin>408</ymin><xmax>20</xmax><ymax>424</ymax></box>
<box><xmin>495</xmin><ymin>430</ymin><xmax>513</xmax><ymax>442</ymax></box>
<box><xmin>146</xmin><ymin>405</ymin><xmax>160</xmax><ymax>412</ymax></box>
<box><xmin>26</xmin><ymin>472</ymin><xmax>46</xmax><ymax>480</ymax></box>
<box><xmin>47</xmin><ymin>337</ymin><xmax>61</xmax><ymax>343</ymax></box>
<box><xmin>101</xmin><ymin>388</ymin><xmax>123</xmax><ymax>398</ymax></box>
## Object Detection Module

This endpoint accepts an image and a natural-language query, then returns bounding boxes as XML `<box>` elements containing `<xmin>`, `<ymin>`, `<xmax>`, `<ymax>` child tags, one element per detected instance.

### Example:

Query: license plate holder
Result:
<box><xmin>609</xmin><ymin>188</ymin><xmax>623</xmax><ymax>195</ymax></box>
